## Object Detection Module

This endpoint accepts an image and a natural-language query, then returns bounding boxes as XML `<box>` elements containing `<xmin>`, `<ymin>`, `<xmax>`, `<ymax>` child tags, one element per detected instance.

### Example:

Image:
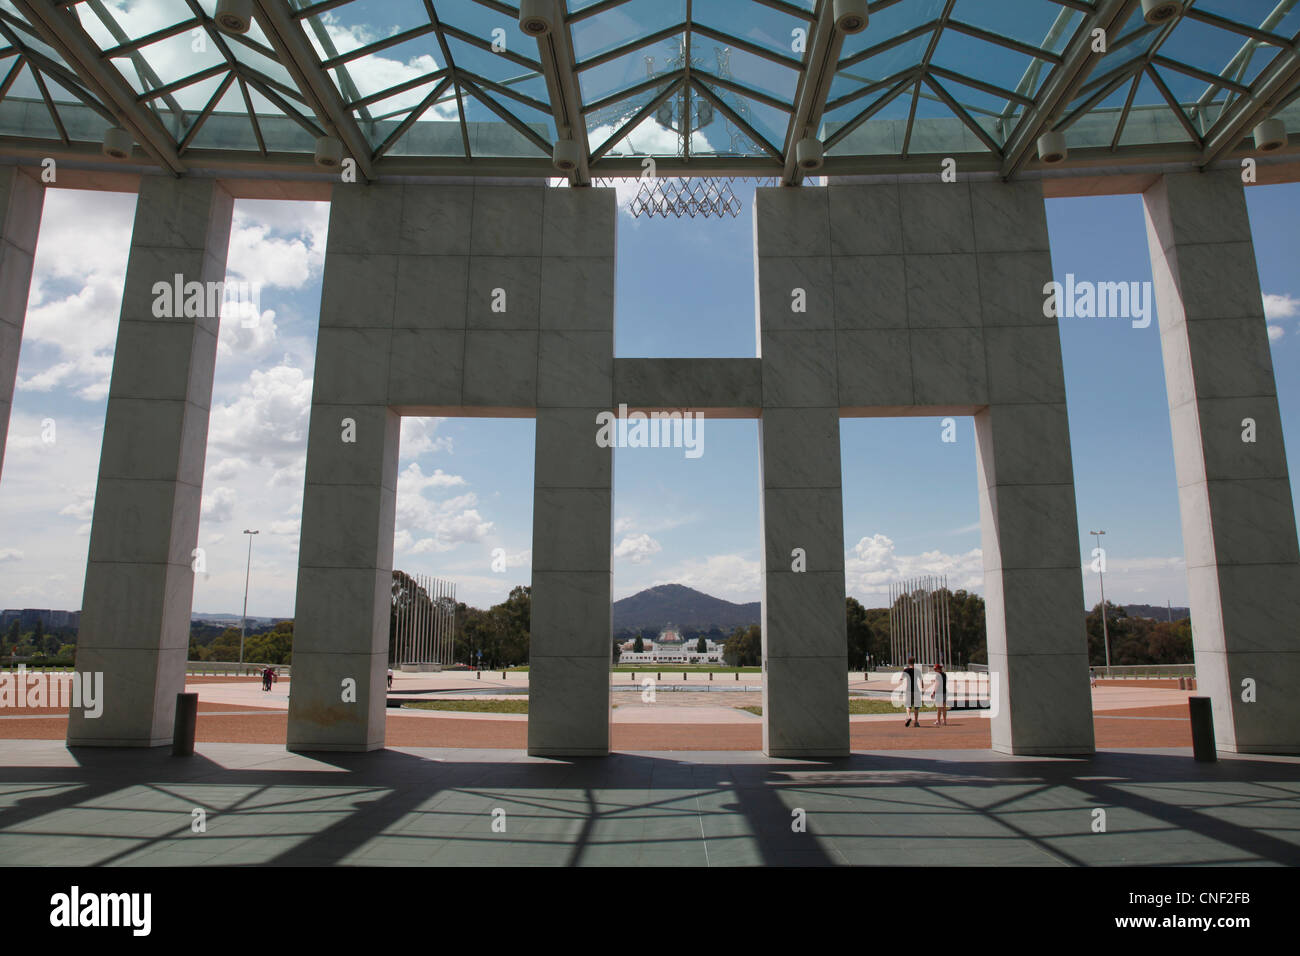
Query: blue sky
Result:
<box><xmin>0</xmin><ymin>176</ymin><xmax>1297</xmax><ymax>617</ymax></box>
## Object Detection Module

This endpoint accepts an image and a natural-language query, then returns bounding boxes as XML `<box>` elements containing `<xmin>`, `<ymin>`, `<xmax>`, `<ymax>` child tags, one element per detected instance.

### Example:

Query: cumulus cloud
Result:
<box><xmin>0</xmin><ymin>549</ymin><xmax>22</xmax><ymax>562</ymax></box>
<box><xmin>614</xmin><ymin>533</ymin><xmax>662</xmax><ymax>564</ymax></box>
<box><xmin>1268</xmin><ymin>325</ymin><xmax>1285</xmax><ymax>342</ymax></box>
<box><xmin>652</xmin><ymin>553</ymin><xmax>761</xmax><ymax>603</ymax></box>
<box><xmin>394</xmin><ymin>463</ymin><xmax>492</xmax><ymax>553</ymax></box>
<box><xmin>844</xmin><ymin>533</ymin><xmax>984</xmax><ymax>603</ymax></box>
<box><xmin>400</xmin><ymin>417</ymin><xmax>453</xmax><ymax>458</ymax></box>
<box><xmin>1263</xmin><ymin>292</ymin><xmax>1299</xmax><ymax>320</ymax></box>
<box><xmin>207</xmin><ymin>364</ymin><xmax>312</xmax><ymax>467</ymax></box>
<box><xmin>202</xmin><ymin>487</ymin><xmax>237</xmax><ymax>523</ymax></box>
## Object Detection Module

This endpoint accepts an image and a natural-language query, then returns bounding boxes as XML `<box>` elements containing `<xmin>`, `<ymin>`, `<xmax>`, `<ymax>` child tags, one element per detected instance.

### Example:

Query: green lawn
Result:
<box><xmin>403</xmin><ymin>699</ymin><xmax>529</xmax><ymax>714</ymax></box>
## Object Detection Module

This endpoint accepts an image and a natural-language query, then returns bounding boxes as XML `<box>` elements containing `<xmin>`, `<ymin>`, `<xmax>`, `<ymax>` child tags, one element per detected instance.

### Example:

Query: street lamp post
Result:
<box><xmin>239</xmin><ymin>529</ymin><xmax>259</xmax><ymax>667</ymax></box>
<box><xmin>1091</xmin><ymin>530</ymin><xmax>1110</xmax><ymax>676</ymax></box>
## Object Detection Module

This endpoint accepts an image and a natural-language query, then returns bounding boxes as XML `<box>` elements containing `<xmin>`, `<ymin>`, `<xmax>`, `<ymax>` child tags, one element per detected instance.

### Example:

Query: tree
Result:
<box><xmin>633</xmin><ymin>635</ymin><xmax>644</xmax><ymax>654</ymax></box>
<box><xmin>5</xmin><ymin>619</ymin><xmax>18</xmax><ymax>646</ymax></box>
<box><xmin>723</xmin><ymin>624</ymin><xmax>761</xmax><ymax>667</ymax></box>
<box><xmin>611</xmin><ymin>638</ymin><xmax>622</xmax><ymax>665</ymax></box>
<box><xmin>696</xmin><ymin>636</ymin><xmax>707</xmax><ymax>653</ymax></box>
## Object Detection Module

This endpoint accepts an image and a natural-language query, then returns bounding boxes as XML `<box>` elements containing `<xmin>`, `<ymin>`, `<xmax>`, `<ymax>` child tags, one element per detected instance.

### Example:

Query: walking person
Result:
<box><xmin>387</xmin><ymin>667</ymin><xmax>393</xmax><ymax>690</ymax></box>
<box><xmin>903</xmin><ymin>657</ymin><xmax>921</xmax><ymax>727</ymax></box>
<box><xmin>933</xmin><ymin>661</ymin><xmax>948</xmax><ymax>726</ymax></box>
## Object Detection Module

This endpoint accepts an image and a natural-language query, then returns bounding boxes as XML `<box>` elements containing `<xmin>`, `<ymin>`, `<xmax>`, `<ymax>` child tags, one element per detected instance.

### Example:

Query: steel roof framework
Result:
<box><xmin>0</xmin><ymin>0</ymin><xmax>1293</xmax><ymax>181</ymax></box>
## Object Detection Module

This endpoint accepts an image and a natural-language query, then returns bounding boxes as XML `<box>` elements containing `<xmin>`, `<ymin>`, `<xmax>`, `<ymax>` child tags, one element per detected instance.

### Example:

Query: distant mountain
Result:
<box><xmin>1122</xmin><ymin>603</ymin><xmax>1190</xmax><ymax>621</ymax></box>
<box><xmin>613</xmin><ymin>584</ymin><xmax>759</xmax><ymax>632</ymax></box>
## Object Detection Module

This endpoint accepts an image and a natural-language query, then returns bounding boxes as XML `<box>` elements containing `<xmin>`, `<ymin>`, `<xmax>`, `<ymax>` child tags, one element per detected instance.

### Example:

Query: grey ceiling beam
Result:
<box><xmin>252</xmin><ymin>0</ymin><xmax>375</xmax><ymax>181</ymax></box>
<box><xmin>12</xmin><ymin>0</ymin><xmax>184</xmax><ymax>174</ymax></box>
<box><xmin>781</xmin><ymin>0</ymin><xmax>846</xmax><ymax>185</ymax></box>
<box><xmin>1000</xmin><ymin>0</ymin><xmax>1139</xmax><ymax>180</ymax></box>
<box><xmin>530</xmin><ymin>2</ymin><xmax>589</xmax><ymax>185</ymax></box>
<box><xmin>1200</xmin><ymin>37</ymin><xmax>1300</xmax><ymax>168</ymax></box>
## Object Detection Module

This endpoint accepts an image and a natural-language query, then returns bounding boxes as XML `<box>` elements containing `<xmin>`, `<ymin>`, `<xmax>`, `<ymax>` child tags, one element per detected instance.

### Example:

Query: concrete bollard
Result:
<box><xmin>476</xmin><ymin>671</ymin><xmax>480</xmax><ymax>680</ymax></box>
<box><xmin>173</xmin><ymin>693</ymin><xmax>198</xmax><ymax>757</ymax></box>
<box><xmin>683</xmin><ymin>672</ymin><xmax>686</xmax><ymax>681</ymax></box>
<box><xmin>735</xmin><ymin>672</ymin><xmax>739</xmax><ymax>681</ymax></box>
<box><xmin>1188</xmin><ymin>696</ymin><xmax>1216</xmax><ymax>762</ymax></box>
<box><xmin>709</xmin><ymin>672</ymin><xmax>713</xmax><ymax>681</ymax></box>
<box><xmin>657</xmin><ymin>673</ymin><xmax>661</xmax><ymax>681</ymax></box>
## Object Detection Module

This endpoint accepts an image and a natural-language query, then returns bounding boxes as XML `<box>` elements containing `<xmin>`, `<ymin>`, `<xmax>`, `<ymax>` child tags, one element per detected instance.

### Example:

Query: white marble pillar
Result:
<box><xmin>287</xmin><ymin>183</ymin><xmax>404</xmax><ymax>752</ymax></box>
<box><xmin>528</xmin><ymin>188</ymin><xmax>615</xmax><ymax>756</ymax></box>
<box><xmin>755</xmin><ymin>187</ymin><xmax>850</xmax><ymax>757</ymax></box>
<box><xmin>971</xmin><ymin>180</ymin><xmax>1094</xmax><ymax>756</ymax></box>
<box><xmin>0</xmin><ymin>167</ymin><xmax>44</xmax><ymax>480</ymax></box>
<box><xmin>1143</xmin><ymin>171</ymin><xmax>1300</xmax><ymax>754</ymax></box>
<box><xmin>68</xmin><ymin>176</ymin><xmax>233</xmax><ymax>747</ymax></box>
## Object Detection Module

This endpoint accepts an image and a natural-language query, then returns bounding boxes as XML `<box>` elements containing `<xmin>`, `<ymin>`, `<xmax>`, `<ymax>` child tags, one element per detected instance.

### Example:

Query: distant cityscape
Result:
<box><xmin>2</xmin><ymin>609</ymin><xmax>290</xmax><ymax>632</ymax></box>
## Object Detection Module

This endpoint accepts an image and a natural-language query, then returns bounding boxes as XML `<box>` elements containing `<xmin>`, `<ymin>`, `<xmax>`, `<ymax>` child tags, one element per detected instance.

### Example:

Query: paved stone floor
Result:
<box><xmin>0</xmin><ymin>740</ymin><xmax>1296</xmax><ymax>866</ymax></box>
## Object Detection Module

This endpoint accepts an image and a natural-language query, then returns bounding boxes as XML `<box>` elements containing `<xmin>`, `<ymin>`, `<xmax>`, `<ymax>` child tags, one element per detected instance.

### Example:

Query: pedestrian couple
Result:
<box><xmin>261</xmin><ymin>666</ymin><xmax>276</xmax><ymax>691</ymax></box>
<box><xmin>902</xmin><ymin>657</ymin><xmax>949</xmax><ymax>727</ymax></box>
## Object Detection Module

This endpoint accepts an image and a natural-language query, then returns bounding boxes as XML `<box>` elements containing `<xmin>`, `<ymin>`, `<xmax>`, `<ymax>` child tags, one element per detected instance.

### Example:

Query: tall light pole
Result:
<box><xmin>239</xmin><ymin>529</ymin><xmax>259</xmax><ymax>666</ymax></box>
<box><xmin>1090</xmin><ymin>530</ymin><xmax>1110</xmax><ymax>675</ymax></box>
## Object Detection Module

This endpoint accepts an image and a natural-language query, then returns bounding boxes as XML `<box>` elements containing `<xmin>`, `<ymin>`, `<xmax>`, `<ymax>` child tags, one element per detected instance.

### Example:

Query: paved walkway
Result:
<box><xmin>0</xmin><ymin>740</ymin><xmax>1294</xmax><ymax>866</ymax></box>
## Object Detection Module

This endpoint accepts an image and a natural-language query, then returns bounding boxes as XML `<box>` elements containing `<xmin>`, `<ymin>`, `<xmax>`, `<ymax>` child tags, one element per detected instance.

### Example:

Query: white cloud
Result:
<box><xmin>400</xmin><ymin>417</ymin><xmax>453</xmax><ymax>458</ymax></box>
<box><xmin>1263</xmin><ymin>292</ymin><xmax>1299</xmax><ymax>320</ymax></box>
<box><xmin>844</xmin><ymin>533</ymin><xmax>984</xmax><ymax>603</ymax></box>
<box><xmin>207</xmin><ymin>363</ymin><xmax>312</xmax><ymax>466</ymax></box>
<box><xmin>614</xmin><ymin>533</ymin><xmax>662</xmax><ymax>564</ymax></box>
<box><xmin>202</xmin><ymin>487</ymin><xmax>237</xmax><ymax>523</ymax></box>
<box><xmin>652</xmin><ymin>553</ymin><xmax>761</xmax><ymax>603</ymax></box>
<box><xmin>0</xmin><ymin>549</ymin><xmax>22</xmax><ymax>562</ymax></box>
<box><xmin>394</xmin><ymin>463</ymin><xmax>492</xmax><ymax>553</ymax></box>
<box><xmin>1268</xmin><ymin>325</ymin><xmax>1285</xmax><ymax>342</ymax></box>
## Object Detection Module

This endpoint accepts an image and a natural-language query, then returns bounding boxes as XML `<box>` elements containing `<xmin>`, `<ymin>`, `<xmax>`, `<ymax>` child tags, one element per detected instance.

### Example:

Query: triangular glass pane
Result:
<box><xmin>1068</xmin><ymin>73</ymin><xmax>1138</xmax><ymax>148</ymax></box>
<box><xmin>460</xmin><ymin>84</ymin><xmax>550</xmax><ymax>158</ymax></box>
<box><xmin>42</xmin><ymin>74</ymin><xmax>112</xmax><ymax>145</ymax></box>
<box><xmin>693</xmin><ymin>41</ymin><xmax>798</xmax><ymax>105</ymax></box>
<box><xmin>444</xmin><ymin>34</ymin><xmax>540</xmax><ymax>88</ymax></box>
<box><xmin>909</xmin><ymin>80</ymin><xmax>991</xmax><ymax>154</ymax></box>
<box><xmin>692</xmin><ymin>80</ymin><xmax>785</xmax><ymax>154</ymax></box>
<box><xmin>355</xmin><ymin>78</ymin><xmax>450</xmax><ymax>147</ymax></box>
<box><xmin>949</xmin><ymin>0</ymin><xmax>1083</xmax><ymax>55</ymax></box>
<box><xmin>188</xmin><ymin>82</ymin><xmax>261</xmax><ymax>152</ymax></box>
<box><xmin>1119</xmin><ymin>73</ymin><xmax>1196</xmax><ymax>147</ymax></box>
<box><xmin>0</xmin><ymin>62</ymin><xmax>58</xmax><ymax>140</ymax></box>
<box><xmin>245</xmin><ymin>85</ymin><xmax>319</xmax><ymax>152</ymax></box>
<box><xmin>839</xmin><ymin>0</ymin><xmax>943</xmax><ymax>62</ymax></box>
<box><xmin>825</xmin><ymin>81</ymin><xmax>916</xmax><ymax>156</ymax></box>
<box><xmin>591</xmin><ymin>107</ymin><xmax>683</xmax><ymax>158</ymax></box>
<box><xmin>932</xmin><ymin>28</ymin><xmax>1045</xmax><ymax>100</ymax></box>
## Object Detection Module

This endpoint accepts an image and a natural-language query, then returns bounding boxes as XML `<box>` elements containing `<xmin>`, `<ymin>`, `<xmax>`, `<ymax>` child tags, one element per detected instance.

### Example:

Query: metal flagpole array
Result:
<box><xmin>888</xmin><ymin>575</ymin><xmax>954</xmax><ymax>669</ymax></box>
<box><xmin>395</xmin><ymin>573</ymin><xmax>457</xmax><ymax>667</ymax></box>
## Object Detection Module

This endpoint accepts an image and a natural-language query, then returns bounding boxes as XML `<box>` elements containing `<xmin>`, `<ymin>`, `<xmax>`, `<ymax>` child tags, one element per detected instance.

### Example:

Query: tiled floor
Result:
<box><xmin>0</xmin><ymin>740</ymin><xmax>1296</xmax><ymax>866</ymax></box>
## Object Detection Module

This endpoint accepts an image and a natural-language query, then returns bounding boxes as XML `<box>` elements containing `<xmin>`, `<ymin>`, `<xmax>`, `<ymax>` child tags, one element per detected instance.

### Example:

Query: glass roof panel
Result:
<box><xmin>932</xmin><ymin>28</ymin><xmax>1048</xmax><ymax>100</ymax></box>
<box><xmin>825</xmin><ymin>81</ymin><xmax>916</xmax><ymax>156</ymax></box>
<box><xmin>591</xmin><ymin>106</ymin><xmax>685</xmax><ymax>157</ymax></box>
<box><xmin>188</xmin><ymin>81</ymin><xmax>261</xmax><ymax>152</ymax></box>
<box><xmin>838</xmin><ymin>0</ymin><xmax>943</xmax><ymax>62</ymax></box>
<box><xmin>461</xmin><ymin>83</ymin><xmax>553</xmax><ymax>158</ymax></box>
<box><xmin>443</xmin><ymin>34</ymin><xmax>539</xmax><ymax>87</ymax></box>
<box><xmin>693</xmin><ymin>80</ymin><xmax>787</xmax><ymax>153</ymax></box>
<box><xmin>570</xmin><ymin>0</ymin><xmax>686</xmax><ymax>64</ymax></box>
<box><xmin>692</xmin><ymin>0</ymin><xmax>809</xmax><ymax>61</ymax></box>
<box><xmin>114</xmin><ymin>29</ymin><xmax>227</xmax><ymax>97</ymax></box>
<box><xmin>693</xmin><ymin>41</ymin><xmax>798</xmax><ymax>105</ymax></box>
<box><xmin>579</xmin><ymin>31</ymin><xmax>685</xmax><ymax>105</ymax></box>
<box><xmin>0</xmin><ymin>61</ymin><xmax>59</xmax><ymax>141</ymax></box>
<box><xmin>369</xmin><ymin>84</ymin><xmax>465</xmax><ymax>157</ymax></box>
<box><xmin>1117</xmin><ymin>73</ymin><xmax>1194</xmax><ymax>147</ymax></box>
<box><xmin>830</xmin><ymin>32</ymin><xmax>929</xmax><ymax>105</ymax></box>
<box><xmin>950</xmin><ymin>0</ymin><xmax>1082</xmax><ymax>53</ymax></box>
<box><xmin>1193</xmin><ymin>0</ymin><xmax>1300</xmax><ymax>38</ymax></box>
<box><xmin>327</xmin><ymin>34</ymin><xmax>443</xmax><ymax>102</ymax></box>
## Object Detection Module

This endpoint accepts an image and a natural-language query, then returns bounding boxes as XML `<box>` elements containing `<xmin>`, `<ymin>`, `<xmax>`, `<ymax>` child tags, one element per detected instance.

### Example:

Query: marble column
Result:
<box><xmin>0</xmin><ymin>167</ymin><xmax>44</xmax><ymax>480</ymax></box>
<box><xmin>68</xmin><ymin>176</ymin><xmax>233</xmax><ymax>747</ymax></box>
<box><xmin>1143</xmin><ymin>171</ymin><xmax>1300</xmax><ymax>754</ymax></box>
<box><xmin>528</xmin><ymin>187</ymin><xmax>615</xmax><ymax>756</ymax></box>
<box><xmin>755</xmin><ymin>187</ymin><xmax>850</xmax><ymax>757</ymax></box>
<box><xmin>287</xmin><ymin>183</ymin><xmax>403</xmax><ymax>752</ymax></box>
<box><xmin>971</xmin><ymin>180</ymin><xmax>1094</xmax><ymax>756</ymax></box>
